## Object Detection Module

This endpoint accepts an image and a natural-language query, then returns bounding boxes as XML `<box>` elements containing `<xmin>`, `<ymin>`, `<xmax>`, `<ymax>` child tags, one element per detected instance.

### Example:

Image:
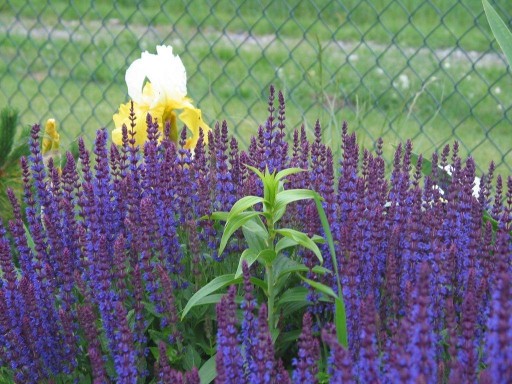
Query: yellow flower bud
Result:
<box><xmin>42</xmin><ymin>118</ymin><xmax>61</xmax><ymax>168</ymax></box>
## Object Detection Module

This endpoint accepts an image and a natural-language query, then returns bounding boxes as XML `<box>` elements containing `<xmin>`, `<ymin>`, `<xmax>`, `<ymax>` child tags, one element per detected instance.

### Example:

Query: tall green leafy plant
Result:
<box><xmin>0</xmin><ymin>107</ymin><xmax>30</xmax><ymax>220</ymax></box>
<box><xmin>182</xmin><ymin>166</ymin><xmax>348</xmax><ymax>347</ymax></box>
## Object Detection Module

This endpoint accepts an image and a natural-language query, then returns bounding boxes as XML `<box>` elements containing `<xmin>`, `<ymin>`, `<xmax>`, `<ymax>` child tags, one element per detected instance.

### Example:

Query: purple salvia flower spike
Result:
<box><xmin>155</xmin><ymin>341</ymin><xmax>173</xmax><ymax>383</ymax></box>
<box><xmin>157</xmin><ymin>264</ymin><xmax>181</xmax><ymax>344</ymax></box>
<box><xmin>292</xmin><ymin>312</ymin><xmax>320</xmax><ymax>383</ymax></box>
<box><xmin>185</xmin><ymin>367</ymin><xmax>201</xmax><ymax>384</ymax></box>
<box><xmin>357</xmin><ymin>295</ymin><xmax>381</xmax><ymax>383</ymax></box>
<box><xmin>215</xmin><ymin>285</ymin><xmax>244</xmax><ymax>384</ymax></box>
<box><xmin>112</xmin><ymin>301</ymin><xmax>138</xmax><ymax>383</ymax></box>
<box><xmin>491</xmin><ymin>174</ymin><xmax>503</xmax><ymax>221</ymax></box>
<box><xmin>276</xmin><ymin>90</ymin><xmax>288</xmax><ymax>170</ymax></box>
<box><xmin>458</xmin><ymin>267</ymin><xmax>479</xmax><ymax>383</ymax></box>
<box><xmin>77</xmin><ymin>303</ymin><xmax>109</xmax><ymax>383</ymax></box>
<box><xmin>275</xmin><ymin>359</ymin><xmax>292</xmax><ymax>384</ymax></box>
<box><xmin>407</xmin><ymin>262</ymin><xmax>437</xmax><ymax>382</ymax></box>
<box><xmin>240</xmin><ymin>260</ymin><xmax>257</xmax><ymax>377</ymax></box>
<box><xmin>322</xmin><ymin>323</ymin><xmax>355</xmax><ymax>384</ymax></box>
<box><xmin>248</xmin><ymin>304</ymin><xmax>276</xmax><ymax>384</ymax></box>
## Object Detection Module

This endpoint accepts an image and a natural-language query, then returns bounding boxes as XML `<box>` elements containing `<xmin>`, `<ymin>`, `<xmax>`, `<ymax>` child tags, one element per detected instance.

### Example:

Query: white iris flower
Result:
<box><xmin>113</xmin><ymin>45</ymin><xmax>210</xmax><ymax>148</ymax></box>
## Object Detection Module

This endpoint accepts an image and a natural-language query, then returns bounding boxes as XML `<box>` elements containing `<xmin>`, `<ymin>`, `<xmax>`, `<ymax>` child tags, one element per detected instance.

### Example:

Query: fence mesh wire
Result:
<box><xmin>1</xmin><ymin>0</ymin><xmax>511</xmax><ymax>174</ymax></box>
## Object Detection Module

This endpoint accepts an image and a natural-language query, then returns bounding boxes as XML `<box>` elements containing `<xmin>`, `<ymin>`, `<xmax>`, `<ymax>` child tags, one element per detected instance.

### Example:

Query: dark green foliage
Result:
<box><xmin>0</xmin><ymin>108</ymin><xmax>17</xmax><ymax>167</ymax></box>
<box><xmin>0</xmin><ymin>107</ymin><xmax>30</xmax><ymax>221</ymax></box>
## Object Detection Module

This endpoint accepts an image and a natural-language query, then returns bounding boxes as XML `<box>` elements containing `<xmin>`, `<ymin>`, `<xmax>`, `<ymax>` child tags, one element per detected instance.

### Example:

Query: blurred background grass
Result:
<box><xmin>0</xmin><ymin>0</ymin><xmax>511</xmax><ymax>175</ymax></box>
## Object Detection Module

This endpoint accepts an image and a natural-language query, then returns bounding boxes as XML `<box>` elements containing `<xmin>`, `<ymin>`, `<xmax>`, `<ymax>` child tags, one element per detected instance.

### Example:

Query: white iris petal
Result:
<box><xmin>125</xmin><ymin>58</ymin><xmax>147</xmax><ymax>103</ymax></box>
<box><xmin>125</xmin><ymin>45</ymin><xmax>188</xmax><ymax>107</ymax></box>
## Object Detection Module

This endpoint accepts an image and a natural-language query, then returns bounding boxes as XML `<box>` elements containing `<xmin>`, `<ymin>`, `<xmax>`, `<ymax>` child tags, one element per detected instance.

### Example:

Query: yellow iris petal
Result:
<box><xmin>178</xmin><ymin>107</ymin><xmax>211</xmax><ymax>149</ymax></box>
<box><xmin>42</xmin><ymin>118</ymin><xmax>60</xmax><ymax>155</ymax></box>
<box><xmin>41</xmin><ymin>118</ymin><xmax>61</xmax><ymax>169</ymax></box>
<box><xmin>112</xmin><ymin>99</ymin><xmax>166</xmax><ymax>146</ymax></box>
<box><xmin>114</xmin><ymin>45</ymin><xmax>211</xmax><ymax>149</ymax></box>
<box><xmin>113</xmin><ymin>55</ymin><xmax>210</xmax><ymax>150</ymax></box>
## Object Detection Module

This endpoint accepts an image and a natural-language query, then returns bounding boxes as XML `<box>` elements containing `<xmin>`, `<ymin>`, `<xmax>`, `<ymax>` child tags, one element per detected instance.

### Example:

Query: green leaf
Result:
<box><xmin>60</xmin><ymin>139</ymin><xmax>80</xmax><ymax>169</ymax></box>
<box><xmin>275</xmin><ymin>235</ymin><xmax>324</xmax><ymax>256</ymax></box>
<box><xmin>278</xmin><ymin>285</ymin><xmax>331</xmax><ymax>305</ymax></box>
<box><xmin>274</xmin><ymin>188</ymin><xmax>318</xmax><ymax>213</ymax></box>
<box><xmin>483</xmin><ymin>210</ymin><xmax>498</xmax><ymax>232</ymax></box>
<box><xmin>244</xmin><ymin>164</ymin><xmax>265</xmax><ymax>180</ymax></box>
<box><xmin>408</xmin><ymin>149</ymin><xmax>451</xmax><ymax>181</ymax></box>
<box><xmin>196</xmin><ymin>339</ymin><xmax>216</xmax><ymax>356</ymax></box>
<box><xmin>300</xmin><ymin>276</ymin><xmax>338</xmax><ymax>300</ymax></box>
<box><xmin>264</xmin><ymin>174</ymin><xmax>279</xmax><ymax>207</ymax></box>
<box><xmin>234</xmin><ymin>248</ymin><xmax>260</xmax><ymax>279</ymax></box>
<box><xmin>272</xmin><ymin>254</ymin><xmax>329</xmax><ymax>282</ymax></box>
<box><xmin>149</xmin><ymin>346</ymin><xmax>159</xmax><ymax>360</ymax></box>
<box><xmin>275</xmin><ymin>167</ymin><xmax>306</xmax><ymax>181</ymax></box>
<box><xmin>273</xmin><ymin>204</ymin><xmax>287</xmax><ymax>223</ymax></box>
<box><xmin>277</xmin><ymin>286</ymin><xmax>309</xmax><ymax>304</ymax></box>
<box><xmin>410</xmin><ymin>151</ymin><xmax>432</xmax><ymax>177</ymax></box>
<box><xmin>258</xmin><ymin>249</ymin><xmax>277</xmax><ymax>264</ymax></box>
<box><xmin>313</xmin><ymin>195</ymin><xmax>341</xmax><ymax>292</ymax></box>
<box><xmin>275</xmin><ymin>228</ymin><xmax>323</xmax><ymax>264</ymax></box>
<box><xmin>311</xmin><ymin>234</ymin><xmax>326</xmax><ymax>243</ymax></box>
<box><xmin>277</xmin><ymin>329</ymin><xmax>302</xmax><ymax>344</ymax></box>
<box><xmin>127</xmin><ymin>308</ymin><xmax>135</xmax><ymax>329</ymax></box>
<box><xmin>199</xmin><ymin>354</ymin><xmax>216</xmax><ymax>384</ymax></box>
<box><xmin>194</xmin><ymin>293</ymin><xmax>243</xmax><ymax>307</ymax></box>
<box><xmin>23</xmin><ymin>223</ymin><xmax>35</xmax><ymax>252</ymax></box>
<box><xmin>182</xmin><ymin>274</ymin><xmax>241</xmax><ymax>319</ymax></box>
<box><xmin>207</xmin><ymin>211</ymin><xmax>229</xmax><ymax>222</ymax></box>
<box><xmin>275</xmin><ymin>236</ymin><xmax>299</xmax><ymax>255</ymax></box>
<box><xmin>227</xmin><ymin>195</ymin><xmax>264</xmax><ymax>219</ymax></box>
<box><xmin>280</xmin><ymin>301</ymin><xmax>310</xmax><ymax>318</ymax></box>
<box><xmin>183</xmin><ymin>346</ymin><xmax>202</xmax><ymax>371</ymax></box>
<box><xmin>483</xmin><ymin>0</ymin><xmax>512</xmax><ymax>67</ymax></box>
<box><xmin>242</xmin><ymin>215</ymin><xmax>268</xmax><ymax>252</ymax></box>
<box><xmin>271</xmin><ymin>328</ymin><xmax>280</xmax><ymax>343</ymax></box>
<box><xmin>4</xmin><ymin>125</ymin><xmax>30</xmax><ymax>171</ymax></box>
<box><xmin>250</xmin><ymin>277</ymin><xmax>268</xmax><ymax>293</ymax></box>
<box><xmin>272</xmin><ymin>254</ymin><xmax>300</xmax><ymax>294</ymax></box>
<box><xmin>219</xmin><ymin>211</ymin><xmax>262</xmax><ymax>255</ymax></box>
<box><xmin>335</xmin><ymin>297</ymin><xmax>348</xmax><ymax>349</ymax></box>
<box><xmin>143</xmin><ymin>301</ymin><xmax>162</xmax><ymax>318</ymax></box>
<box><xmin>276</xmin><ymin>264</ymin><xmax>330</xmax><ymax>280</ymax></box>
<box><xmin>0</xmin><ymin>107</ymin><xmax>17</xmax><ymax>167</ymax></box>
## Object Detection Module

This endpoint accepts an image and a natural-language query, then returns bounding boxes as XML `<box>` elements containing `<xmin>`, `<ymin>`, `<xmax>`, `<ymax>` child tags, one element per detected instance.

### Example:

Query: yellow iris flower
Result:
<box><xmin>42</xmin><ymin>118</ymin><xmax>61</xmax><ymax>167</ymax></box>
<box><xmin>42</xmin><ymin>118</ymin><xmax>60</xmax><ymax>153</ymax></box>
<box><xmin>112</xmin><ymin>45</ymin><xmax>211</xmax><ymax>149</ymax></box>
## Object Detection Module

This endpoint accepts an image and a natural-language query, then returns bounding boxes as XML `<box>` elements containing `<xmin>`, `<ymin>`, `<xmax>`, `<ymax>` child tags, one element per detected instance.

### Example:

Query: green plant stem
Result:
<box><xmin>266</xmin><ymin>263</ymin><xmax>275</xmax><ymax>334</ymax></box>
<box><xmin>266</xmin><ymin>211</ymin><xmax>276</xmax><ymax>334</ymax></box>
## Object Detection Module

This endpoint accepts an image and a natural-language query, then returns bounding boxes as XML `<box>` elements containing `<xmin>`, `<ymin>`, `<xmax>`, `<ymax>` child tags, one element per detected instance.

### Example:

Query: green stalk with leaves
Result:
<box><xmin>0</xmin><ymin>107</ymin><xmax>31</xmax><ymax>221</ymax></box>
<box><xmin>182</xmin><ymin>166</ymin><xmax>348</xmax><ymax>347</ymax></box>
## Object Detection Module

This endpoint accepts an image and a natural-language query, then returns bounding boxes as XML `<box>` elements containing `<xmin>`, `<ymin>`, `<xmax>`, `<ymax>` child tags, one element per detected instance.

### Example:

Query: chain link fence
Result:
<box><xmin>1</xmin><ymin>0</ymin><xmax>511</xmax><ymax>174</ymax></box>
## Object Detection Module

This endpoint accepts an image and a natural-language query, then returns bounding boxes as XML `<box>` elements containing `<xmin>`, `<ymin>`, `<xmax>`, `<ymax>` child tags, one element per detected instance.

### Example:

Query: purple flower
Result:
<box><xmin>216</xmin><ymin>286</ymin><xmax>245</xmax><ymax>383</ymax></box>
<box><xmin>240</xmin><ymin>261</ymin><xmax>258</xmax><ymax>376</ymax></box>
<box><xmin>407</xmin><ymin>262</ymin><xmax>437</xmax><ymax>382</ymax></box>
<box><xmin>357</xmin><ymin>295</ymin><xmax>381</xmax><ymax>383</ymax></box>
<box><xmin>248</xmin><ymin>304</ymin><xmax>276</xmax><ymax>384</ymax></box>
<box><xmin>484</xmin><ymin>230</ymin><xmax>512</xmax><ymax>381</ymax></box>
<box><xmin>322</xmin><ymin>324</ymin><xmax>355</xmax><ymax>384</ymax></box>
<box><xmin>112</xmin><ymin>301</ymin><xmax>138</xmax><ymax>383</ymax></box>
<box><xmin>457</xmin><ymin>267</ymin><xmax>479</xmax><ymax>382</ymax></box>
<box><xmin>77</xmin><ymin>303</ymin><xmax>108</xmax><ymax>383</ymax></box>
<box><xmin>292</xmin><ymin>312</ymin><xmax>320</xmax><ymax>383</ymax></box>
<box><xmin>157</xmin><ymin>265</ymin><xmax>181</xmax><ymax>343</ymax></box>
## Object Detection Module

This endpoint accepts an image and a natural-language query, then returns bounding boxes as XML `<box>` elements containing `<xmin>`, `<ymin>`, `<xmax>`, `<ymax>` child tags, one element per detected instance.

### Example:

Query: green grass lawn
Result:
<box><xmin>0</xmin><ymin>0</ymin><xmax>511</xmax><ymax>175</ymax></box>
